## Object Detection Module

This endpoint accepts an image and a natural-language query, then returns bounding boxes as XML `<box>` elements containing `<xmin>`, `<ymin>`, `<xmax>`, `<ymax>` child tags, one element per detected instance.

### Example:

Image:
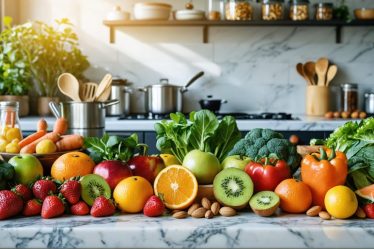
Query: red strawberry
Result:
<box><xmin>0</xmin><ymin>190</ymin><xmax>23</xmax><ymax>220</ymax></box>
<box><xmin>23</xmin><ymin>199</ymin><xmax>42</xmax><ymax>216</ymax></box>
<box><xmin>143</xmin><ymin>195</ymin><xmax>165</xmax><ymax>217</ymax></box>
<box><xmin>90</xmin><ymin>196</ymin><xmax>115</xmax><ymax>217</ymax></box>
<box><xmin>70</xmin><ymin>201</ymin><xmax>90</xmax><ymax>216</ymax></box>
<box><xmin>60</xmin><ymin>180</ymin><xmax>81</xmax><ymax>205</ymax></box>
<box><xmin>12</xmin><ymin>184</ymin><xmax>33</xmax><ymax>201</ymax></box>
<box><xmin>32</xmin><ymin>179</ymin><xmax>57</xmax><ymax>201</ymax></box>
<box><xmin>41</xmin><ymin>195</ymin><xmax>65</xmax><ymax>219</ymax></box>
<box><xmin>363</xmin><ymin>203</ymin><xmax>374</xmax><ymax>219</ymax></box>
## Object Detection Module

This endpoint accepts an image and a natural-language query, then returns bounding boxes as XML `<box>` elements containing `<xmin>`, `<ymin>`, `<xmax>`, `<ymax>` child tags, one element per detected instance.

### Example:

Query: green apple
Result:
<box><xmin>222</xmin><ymin>155</ymin><xmax>252</xmax><ymax>170</ymax></box>
<box><xmin>182</xmin><ymin>150</ymin><xmax>221</xmax><ymax>184</ymax></box>
<box><xmin>8</xmin><ymin>155</ymin><xmax>43</xmax><ymax>185</ymax></box>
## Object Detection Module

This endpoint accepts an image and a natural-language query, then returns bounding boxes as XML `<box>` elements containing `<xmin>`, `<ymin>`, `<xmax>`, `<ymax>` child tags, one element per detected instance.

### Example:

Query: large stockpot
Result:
<box><xmin>107</xmin><ymin>79</ymin><xmax>133</xmax><ymax>116</ymax></box>
<box><xmin>138</xmin><ymin>71</ymin><xmax>204</xmax><ymax>114</ymax></box>
<box><xmin>49</xmin><ymin>100</ymin><xmax>119</xmax><ymax>137</ymax></box>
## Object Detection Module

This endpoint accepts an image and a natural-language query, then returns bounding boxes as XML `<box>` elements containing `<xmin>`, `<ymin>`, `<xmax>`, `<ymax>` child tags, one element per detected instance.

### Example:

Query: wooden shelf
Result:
<box><xmin>103</xmin><ymin>19</ymin><xmax>374</xmax><ymax>43</ymax></box>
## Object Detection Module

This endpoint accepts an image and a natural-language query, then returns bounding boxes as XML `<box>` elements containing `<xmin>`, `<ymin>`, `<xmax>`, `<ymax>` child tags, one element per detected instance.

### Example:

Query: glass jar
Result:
<box><xmin>0</xmin><ymin>101</ymin><xmax>23</xmax><ymax>153</ymax></box>
<box><xmin>225</xmin><ymin>0</ymin><xmax>253</xmax><ymax>20</ymax></box>
<box><xmin>208</xmin><ymin>0</ymin><xmax>224</xmax><ymax>20</ymax></box>
<box><xmin>261</xmin><ymin>0</ymin><xmax>284</xmax><ymax>20</ymax></box>
<box><xmin>289</xmin><ymin>0</ymin><xmax>309</xmax><ymax>21</ymax></box>
<box><xmin>340</xmin><ymin>83</ymin><xmax>358</xmax><ymax>113</ymax></box>
<box><xmin>314</xmin><ymin>3</ymin><xmax>333</xmax><ymax>21</ymax></box>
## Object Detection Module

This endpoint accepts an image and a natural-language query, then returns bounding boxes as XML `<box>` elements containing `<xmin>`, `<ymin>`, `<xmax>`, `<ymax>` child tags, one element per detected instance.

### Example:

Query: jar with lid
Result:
<box><xmin>208</xmin><ymin>0</ymin><xmax>224</xmax><ymax>20</ymax></box>
<box><xmin>289</xmin><ymin>0</ymin><xmax>309</xmax><ymax>21</ymax></box>
<box><xmin>340</xmin><ymin>83</ymin><xmax>358</xmax><ymax>113</ymax></box>
<box><xmin>261</xmin><ymin>0</ymin><xmax>284</xmax><ymax>20</ymax></box>
<box><xmin>314</xmin><ymin>3</ymin><xmax>333</xmax><ymax>21</ymax></box>
<box><xmin>225</xmin><ymin>0</ymin><xmax>253</xmax><ymax>20</ymax></box>
<box><xmin>0</xmin><ymin>101</ymin><xmax>23</xmax><ymax>153</ymax></box>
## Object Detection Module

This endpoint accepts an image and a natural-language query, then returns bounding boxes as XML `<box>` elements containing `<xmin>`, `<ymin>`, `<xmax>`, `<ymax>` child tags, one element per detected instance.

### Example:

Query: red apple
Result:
<box><xmin>127</xmin><ymin>156</ymin><xmax>165</xmax><ymax>183</ymax></box>
<box><xmin>93</xmin><ymin>160</ymin><xmax>132</xmax><ymax>190</ymax></box>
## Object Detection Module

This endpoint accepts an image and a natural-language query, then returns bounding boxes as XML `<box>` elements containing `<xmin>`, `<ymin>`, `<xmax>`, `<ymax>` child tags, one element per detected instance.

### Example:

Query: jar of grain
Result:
<box><xmin>208</xmin><ymin>0</ymin><xmax>224</xmax><ymax>20</ymax></box>
<box><xmin>341</xmin><ymin>83</ymin><xmax>358</xmax><ymax>113</ymax></box>
<box><xmin>314</xmin><ymin>3</ymin><xmax>333</xmax><ymax>21</ymax></box>
<box><xmin>289</xmin><ymin>0</ymin><xmax>309</xmax><ymax>21</ymax></box>
<box><xmin>225</xmin><ymin>0</ymin><xmax>253</xmax><ymax>20</ymax></box>
<box><xmin>261</xmin><ymin>0</ymin><xmax>284</xmax><ymax>20</ymax></box>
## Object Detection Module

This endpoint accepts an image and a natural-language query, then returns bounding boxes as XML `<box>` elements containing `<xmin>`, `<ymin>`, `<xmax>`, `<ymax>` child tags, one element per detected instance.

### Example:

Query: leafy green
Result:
<box><xmin>155</xmin><ymin>110</ymin><xmax>241</xmax><ymax>163</ymax></box>
<box><xmin>84</xmin><ymin>133</ymin><xmax>139</xmax><ymax>163</ymax></box>
<box><xmin>0</xmin><ymin>161</ymin><xmax>15</xmax><ymax>190</ymax></box>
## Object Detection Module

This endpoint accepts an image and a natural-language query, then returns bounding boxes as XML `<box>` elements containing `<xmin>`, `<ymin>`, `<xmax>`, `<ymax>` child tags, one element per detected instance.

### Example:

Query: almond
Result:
<box><xmin>306</xmin><ymin>206</ymin><xmax>322</xmax><ymax>217</ymax></box>
<box><xmin>187</xmin><ymin>203</ymin><xmax>200</xmax><ymax>216</ymax></box>
<box><xmin>205</xmin><ymin>210</ymin><xmax>214</xmax><ymax>219</ymax></box>
<box><xmin>172</xmin><ymin>211</ymin><xmax>188</xmax><ymax>219</ymax></box>
<box><xmin>219</xmin><ymin>207</ymin><xmax>236</xmax><ymax>217</ymax></box>
<box><xmin>319</xmin><ymin>211</ymin><xmax>331</xmax><ymax>220</ymax></box>
<box><xmin>355</xmin><ymin>207</ymin><xmax>366</xmax><ymax>219</ymax></box>
<box><xmin>211</xmin><ymin>202</ymin><xmax>220</xmax><ymax>215</ymax></box>
<box><xmin>171</xmin><ymin>209</ymin><xmax>182</xmax><ymax>214</ymax></box>
<box><xmin>201</xmin><ymin>197</ymin><xmax>211</xmax><ymax>210</ymax></box>
<box><xmin>191</xmin><ymin>207</ymin><xmax>207</xmax><ymax>218</ymax></box>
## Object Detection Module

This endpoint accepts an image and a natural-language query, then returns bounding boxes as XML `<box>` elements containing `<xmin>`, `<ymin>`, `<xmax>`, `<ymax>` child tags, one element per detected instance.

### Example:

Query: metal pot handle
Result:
<box><xmin>49</xmin><ymin>101</ymin><xmax>61</xmax><ymax>118</ymax></box>
<box><xmin>101</xmin><ymin>99</ymin><xmax>120</xmax><ymax>108</ymax></box>
<box><xmin>124</xmin><ymin>88</ymin><xmax>133</xmax><ymax>94</ymax></box>
<box><xmin>221</xmin><ymin>100</ymin><xmax>228</xmax><ymax>104</ymax></box>
<box><xmin>138</xmin><ymin>87</ymin><xmax>147</xmax><ymax>92</ymax></box>
<box><xmin>181</xmin><ymin>71</ymin><xmax>204</xmax><ymax>93</ymax></box>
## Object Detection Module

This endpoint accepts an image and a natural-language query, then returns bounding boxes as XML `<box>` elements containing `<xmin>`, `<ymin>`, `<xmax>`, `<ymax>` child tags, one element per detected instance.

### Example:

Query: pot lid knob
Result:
<box><xmin>160</xmin><ymin>78</ymin><xmax>169</xmax><ymax>84</ymax></box>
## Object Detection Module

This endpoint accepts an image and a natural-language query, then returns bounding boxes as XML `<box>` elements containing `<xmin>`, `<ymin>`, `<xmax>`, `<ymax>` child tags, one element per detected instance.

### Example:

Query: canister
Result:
<box><xmin>365</xmin><ymin>92</ymin><xmax>374</xmax><ymax>114</ymax></box>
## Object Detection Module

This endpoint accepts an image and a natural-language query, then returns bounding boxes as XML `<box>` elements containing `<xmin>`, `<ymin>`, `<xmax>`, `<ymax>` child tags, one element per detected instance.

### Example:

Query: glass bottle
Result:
<box><xmin>261</xmin><ymin>0</ymin><xmax>284</xmax><ymax>21</ymax></box>
<box><xmin>208</xmin><ymin>0</ymin><xmax>224</xmax><ymax>20</ymax></box>
<box><xmin>225</xmin><ymin>0</ymin><xmax>253</xmax><ymax>21</ymax></box>
<box><xmin>0</xmin><ymin>101</ymin><xmax>23</xmax><ymax>152</ymax></box>
<box><xmin>289</xmin><ymin>0</ymin><xmax>309</xmax><ymax>21</ymax></box>
<box><xmin>340</xmin><ymin>83</ymin><xmax>358</xmax><ymax>113</ymax></box>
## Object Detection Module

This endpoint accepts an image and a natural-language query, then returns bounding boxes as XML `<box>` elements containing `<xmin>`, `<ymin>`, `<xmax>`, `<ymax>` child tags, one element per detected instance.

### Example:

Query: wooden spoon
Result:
<box><xmin>96</xmin><ymin>85</ymin><xmax>112</xmax><ymax>102</ymax></box>
<box><xmin>296</xmin><ymin>63</ymin><xmax>311</xmax><ymax>85</ymax></box>
<box><xmin>303</xmin><ymin>61</ymin><xmax>316</xmax><ymax>86</ymax></box>
<box><xmin>80</xmin><ymin>82</ymin><xmax>98</xmax><ymax>102</ymax></box>
<box><xmin>315</xmin><ymin>57</ymin><xmax>329</xmax><ymax>86</ymax></box>
<box><xmin>95</xmin><ymin>74</ymin><xmax>112</xmax><ymax>101</ymax></box>
<box><xmin>57</xmin><ymin>73</ymin><xmax>81</xmax><ymax>102</ymax></box>
<box><xmin>325</xmin><ymin>65</ymin><xmax>338</xmax><ymax>87</ymax></box>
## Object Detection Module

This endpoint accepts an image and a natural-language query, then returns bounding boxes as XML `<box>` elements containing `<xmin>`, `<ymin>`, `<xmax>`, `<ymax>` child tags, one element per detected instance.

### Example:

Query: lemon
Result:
<box><xmin>36</xmin><ymin>139</ymin><xmax>57</xmax><ymax>154</ymax></box>
<box><xmin>0</xmin><ymin>138</ymin><xmax>8</xmax><ymax>152</ymax></box>
<box><xmin>324</xmin><ymin>185</ymin><xmax>358</xmax><ymax>219</ymax></box>
<box><xmin>5</xmin><ymin>127</ymin><xmax>22</xmax><ymax>142</ymax></box>
<box><xmin>5</xmin><ymin>142</ymin><xmax>20</xmax><ymax>153</ymax></box>
<box><xmin>160</xmin><ymin>153</ymin><xmax>180</xmax><ymax>166</ymax></box>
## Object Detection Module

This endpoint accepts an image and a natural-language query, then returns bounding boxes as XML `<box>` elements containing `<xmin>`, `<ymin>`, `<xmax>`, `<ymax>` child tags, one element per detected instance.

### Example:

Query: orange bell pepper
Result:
<box><xmin>301</xmin><ymin>147</ymin><xmax>348</xmax><ymax>209</ymax></box>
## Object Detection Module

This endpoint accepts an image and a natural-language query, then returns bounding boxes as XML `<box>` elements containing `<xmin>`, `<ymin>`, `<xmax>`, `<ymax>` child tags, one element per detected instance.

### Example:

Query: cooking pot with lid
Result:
<box><xmin>199</xmin><ymin>95</ymin><xmax>227</xmax><ymax>113</ymax></box>
<box><xmin>138</xmin><ymin>71</ymin><xmax>204</xmax><ymax>114</ymax></box>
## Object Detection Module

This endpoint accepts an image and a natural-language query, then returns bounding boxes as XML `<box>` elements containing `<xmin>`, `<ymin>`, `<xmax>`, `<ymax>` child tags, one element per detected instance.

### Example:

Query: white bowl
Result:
<box><xmin>174</xmin><ymin>10</ymin><xmax>205</xmax><ymax>20</ymax></box>
<box><xmin>134</xmin><ymin>2</ymin><xmax>172</xmax><ymax>20</ymax></box>
<box><xmin>106</xmin><ymin>6</ymin><xmax>130</xmax><ymax>21</ymax></box>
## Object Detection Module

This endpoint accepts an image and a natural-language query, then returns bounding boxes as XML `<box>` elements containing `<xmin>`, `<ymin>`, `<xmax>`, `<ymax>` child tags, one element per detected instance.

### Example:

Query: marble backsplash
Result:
<box><xmin>18</xmin><ymin>0</ymin><xmax>374</xmax><ymax>114</ymax></box>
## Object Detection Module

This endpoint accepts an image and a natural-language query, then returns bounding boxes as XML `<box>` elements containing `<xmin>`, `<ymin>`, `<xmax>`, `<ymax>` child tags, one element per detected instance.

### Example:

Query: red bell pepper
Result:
<box><xmin>244</xmin><ymin>158</ymin><xmax>291</xmax><ymax>192</ymax></box>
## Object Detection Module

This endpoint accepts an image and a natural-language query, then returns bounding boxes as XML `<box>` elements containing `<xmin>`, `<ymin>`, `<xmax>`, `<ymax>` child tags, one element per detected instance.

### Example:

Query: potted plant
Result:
<box><xmin>2</xmin><ymin>18</ymin><xmax>89</xmax><ymax>115</ymax></box>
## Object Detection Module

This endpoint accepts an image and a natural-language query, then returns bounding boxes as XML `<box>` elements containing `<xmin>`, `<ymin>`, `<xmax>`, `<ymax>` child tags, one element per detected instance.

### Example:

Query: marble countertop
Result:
<box><xmin>19</xmin><ymin>115</ymin><xmax>355</xmax><ymax>132</ymax></box>
<box><xmin>0</xmin><ymin>213</ymin><xmax>373</xmax><ymax>248</ymax></box>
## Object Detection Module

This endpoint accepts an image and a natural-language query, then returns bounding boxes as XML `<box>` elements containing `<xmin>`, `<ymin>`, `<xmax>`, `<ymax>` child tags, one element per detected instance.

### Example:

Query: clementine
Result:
<box><xmin>51</xmin><ymin>152</ymin><xmax>95</xmax><ymax>181</ymax></box>
<box><xmin>274</xmin><ymin>178</ymin><xmax>312</xmax><ymax>214</ymax></box>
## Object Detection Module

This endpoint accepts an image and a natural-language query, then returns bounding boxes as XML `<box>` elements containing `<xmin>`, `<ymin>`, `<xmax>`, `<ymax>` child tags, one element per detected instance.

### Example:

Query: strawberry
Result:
<box><xmin>143</xmin><ymin>195</ymin><xmax>165</xmax><ymax>217</ymax></box>
<box><xmin>70</xmin><ymin>201</ymin><xmax>90</xmax><ymax>216</ymax></box>
<box><xmin>363</xmin><ymin>203</ymin><xmax>374</xmax><ymax>219</ymax></box>
<box><xmin>41</xmin><ymin>195</ymin><xmax>65</xmax><ymax>219</ymax></box>
<box><xmin>0</xmin><ymin>190</ymin><xmax>23</xmax><ymax>220</ymax></box>
<box><xmin>32</xmin><ymin>179</ymin><xmax>57</xmax><ymax>201</ymax></box>
<box><xmin>12</xmin><ymin>184</ymin><xmax>33</xmax><ymax>201</ymax></box>
<box><xmin>22</xmin><ymin>199</ymin><xmax>42</xmax><ymax>216</ymax></box>
<box><xmin>90</xmin><ymin>196</ymin><xmax>115</xmax><ymax>217</ymax></box>
<box><xmin>60</xmin><ymin>180</ymin><xmax>81</xmax><ymax>205</ymax></box>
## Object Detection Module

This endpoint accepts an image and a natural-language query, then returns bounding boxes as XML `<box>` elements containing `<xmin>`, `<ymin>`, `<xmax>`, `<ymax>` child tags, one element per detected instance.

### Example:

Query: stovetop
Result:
<box><xmin>117</xmin><ymin>112</ymin><xmax>298</xmax><ymax>120</ymax></box>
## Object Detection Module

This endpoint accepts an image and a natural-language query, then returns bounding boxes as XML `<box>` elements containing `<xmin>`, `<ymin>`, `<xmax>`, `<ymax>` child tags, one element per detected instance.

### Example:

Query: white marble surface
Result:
<box><xmin>0</xmin><ymin>213</ymin><xmax>373</xmax><ymax>248</ymax></box>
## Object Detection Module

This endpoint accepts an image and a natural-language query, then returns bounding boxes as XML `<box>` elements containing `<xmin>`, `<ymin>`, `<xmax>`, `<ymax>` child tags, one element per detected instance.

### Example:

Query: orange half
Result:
<box><xmin>153</xmin><ymin>165</ymin><xmax>198</xmax><ymax>210</ymax></box>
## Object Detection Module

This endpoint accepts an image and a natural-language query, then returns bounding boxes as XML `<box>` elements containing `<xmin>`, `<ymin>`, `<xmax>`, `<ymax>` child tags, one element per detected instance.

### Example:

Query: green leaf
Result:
<box><xmin>189</xmin><ymin>110</ymin><xmax>219</xmax><ymax>151</ymax></box>
<box><xmin>106</xmin><ymin>136</ymin><xmax>120</xmax><ymax>148</ymax></box>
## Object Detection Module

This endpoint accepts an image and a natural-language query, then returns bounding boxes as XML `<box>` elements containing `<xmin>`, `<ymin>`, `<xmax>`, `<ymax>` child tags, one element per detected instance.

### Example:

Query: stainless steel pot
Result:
<box><xmin>365</xmin><ymin>92</ymin><xmax>374</xmax><ymax>114</ymax></box>
<box><xmin>49</xmin><ymin>100</ymin><xmax>119</xmax><ymax>137</ymax></box>
<box><xmin>107</xmin><ymin>83</ymin><xmax>133</xmax><ymax>116</ymax></box>
<box><xmin>138</xmin><ymin>71</ymin><xmax>204</xmax><ymax>114</ymax></box>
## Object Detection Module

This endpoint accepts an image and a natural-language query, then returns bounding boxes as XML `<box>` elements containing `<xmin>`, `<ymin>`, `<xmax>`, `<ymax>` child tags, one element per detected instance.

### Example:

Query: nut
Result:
<box><xmin>319</xmin><ymin>211</ymin><xmax>331</xmax><ymax>220</ymax></box>
<box><xmin>333</xmin><ymin>111</ymin><xmax>341</xmax><ymax>118</ymax></box>
<box><xmin>355</xmin><ymin>207</ymin><xmax>366</xmax><ymax>219</ymax></box>
<box><xmin>187</xmin><ymin>203</ymin><xmax>200</xmax><ymax>215</ymax></box>
<box><xmin>351</xmin><ymin>111</ymin><xmax>359</xmax><ymax>119</ymax></box>
<box><xmin>290</xmin><ymin>5</ymin><xmax>308</xmax><ymax>21</ymax></box>
<box><xmin>173</xmin><ymin>211</ymin><xmax>188</xmax><ymax>219</ymax></box>
<box><xmin>219</xmin><ymin>207</ymin><xmax>237</xmax><ymax>217</ymax></box>
<box><xmin>211</xmin><ymin>202</ymin><xmax>221</xmax><ymax>216</ymax></box>
<box><xmin>306</xmin><ymin>206</ymin><xmax>322</xmax><ymax>217</ymax></box>
<box><xmin>262</xmin><ymin>3</ymin><xmax>283</xmax><ymax>20</ymax></box>
<box><xmin>225</xmin><ymin>2</ymin><xmax>252</xmax><ymax>20</ymax></box>
<box><xmin>201</xmin><ymin>197</ymin><xmax>211</xmax><ymax>210</ymax></box>
<box><xmin>171</xmin><ymin>209</ymin><xmax>182</xmax><ymax>214</ymax></box>
<box><xmin>205</xmin><ymin>210</ymin><xmax>214</xmax><ymax>219</ymax></box>
<box><xmin>191</xmin><ymin>207</ymin><xmax>207</xmax><ymax>218</ymax></box>
<box><xmin>324</xmin><ymin>111</ymin><xmax>334</xmax><ymax>119</ymax></box>
<box><xmin>341</xmin><ymin>111</ymin><xmax>351</xmax><ymax>119</ymax></box>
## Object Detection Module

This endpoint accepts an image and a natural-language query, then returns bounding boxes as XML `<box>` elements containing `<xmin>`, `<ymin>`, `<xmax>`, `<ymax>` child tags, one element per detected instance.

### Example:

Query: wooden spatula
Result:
<box><xmin>326</xmin><ymin>65</ymin><xmax>338</xmax><ymax>87</ymax></box>
<box><xmin>303</xmin><ymin>61</ymin><xmax>316</xmax><ymax>86</ymax></box>
<box><xmin>80</xmin><ymin>82</ymin><xmax>98</xmax><ymax>102</ymax></box>
<box><xmin>315</xmin><ymin>57</ymin><xmax>329</xmax><ymax>86</ymax></box>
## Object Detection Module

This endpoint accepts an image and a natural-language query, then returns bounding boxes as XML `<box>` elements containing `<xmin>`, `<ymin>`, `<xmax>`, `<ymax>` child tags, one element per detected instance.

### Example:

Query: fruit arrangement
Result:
<box><xmin>0</xmin><ymin>110</ymin><xmax>373</xmax><ymax>221</ymax></box>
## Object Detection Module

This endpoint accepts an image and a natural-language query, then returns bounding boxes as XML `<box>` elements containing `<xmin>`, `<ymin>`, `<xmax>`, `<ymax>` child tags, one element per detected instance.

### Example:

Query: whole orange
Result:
<box><xmin>113</xmin><ymin>176</ymin><xmax>153</xmax><ymax>213</ymax></box>
<box><xmin>274</xmin><ymin>178</ymin><xmax>312</xmax><ymax>214</ymax></box>
<box><xmin>51</xmin><ymin>152</ymin><xmax>95</xmax><ymax>181</ymax></box>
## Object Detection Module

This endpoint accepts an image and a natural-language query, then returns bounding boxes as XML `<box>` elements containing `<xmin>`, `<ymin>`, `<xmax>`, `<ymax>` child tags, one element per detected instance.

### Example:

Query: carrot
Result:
<box><xmin>37</xmin><ymin>119</ymin><xmax>48</xmax><ymax>132</ymax></box>
<box><xmin>18</xmin><ymin>130</ymin><xmax>47</xmax><ymax>148</ymax></box>
<box><xmin>20</xmin><ymin>132</ymin><xmax>60</xmax><ymax>154</ymax></box>
<box><xmin>56</xmin><ymin>134</ymin><xmax>84</xmax><ymax>152</ymax></box>
<box><xmin>53</xmin><ymin>117</ymin><xmax>68</xmax><ymax>135</ymax></box>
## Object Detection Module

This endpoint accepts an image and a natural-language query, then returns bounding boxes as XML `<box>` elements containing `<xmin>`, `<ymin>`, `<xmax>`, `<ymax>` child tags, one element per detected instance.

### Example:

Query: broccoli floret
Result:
<box><xmin>254</xmin><ymin>138</ymin><xmax>267</xmax><ymax>149</ymax></box>
<box><xmin>267</xmin><ymin>138</ymin><xmax>288</xmax><ymax>157</ymax></box>
<box><xmin>262</xmin><ymin>129</ymin><xmax>283</xmax><ymax>140</ymax></box>
<box><xmin>228</xmin><ymin>139</ymin><xmax>252</xmax><ymax>156</ymax></box>
<box><xmin>257</xmin><ymin>146</ymin><xmax>269</xmax><ymax>158</ymax></box>
<box><xmin>245</xmin><ymin>128</ymin><xmax>263</xmax><ymax>142</ymax></box>
<box><xmin>246</xmin><ymin>146</ymin><xmax>259</xmax><ymax>159</ymax></box>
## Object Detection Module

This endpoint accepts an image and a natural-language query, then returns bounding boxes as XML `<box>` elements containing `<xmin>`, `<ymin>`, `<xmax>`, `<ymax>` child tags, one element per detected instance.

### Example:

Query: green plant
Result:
<box><xmin>2</xmin><ymin>18</ymin><xmax>89</xmax><ymax>97</ymax></box>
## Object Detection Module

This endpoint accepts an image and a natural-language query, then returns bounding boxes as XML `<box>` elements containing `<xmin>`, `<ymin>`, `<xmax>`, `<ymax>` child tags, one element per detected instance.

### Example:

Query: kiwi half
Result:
<box><xmin>249</xmin><ymin>191</ymin><xmax>280</xmax><ymax>217</ymax></box>
<box><xmin>213</xmin><ymin>168</ymin><xmax>253</xmax><ymax>209</ymax></box>
<box><xmin>80</xmin><ymin>174</ymin><xmax>111</xmax><ymax>206</ymax></box>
